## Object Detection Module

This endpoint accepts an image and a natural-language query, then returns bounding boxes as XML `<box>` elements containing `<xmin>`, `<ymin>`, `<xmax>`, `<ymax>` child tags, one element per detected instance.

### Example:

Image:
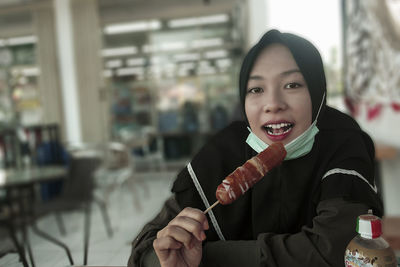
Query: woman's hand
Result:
<box><xmin>153</xmin><ymin>207</ymin><xmax>209</xmax><ymax>267</ymax></box>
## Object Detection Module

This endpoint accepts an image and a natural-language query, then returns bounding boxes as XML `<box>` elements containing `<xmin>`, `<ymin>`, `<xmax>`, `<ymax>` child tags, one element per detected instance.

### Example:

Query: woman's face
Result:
<box><xmin>245</xmin><ymin>43</ymin><xmax>312</xmax><ymax>146</ymax></box>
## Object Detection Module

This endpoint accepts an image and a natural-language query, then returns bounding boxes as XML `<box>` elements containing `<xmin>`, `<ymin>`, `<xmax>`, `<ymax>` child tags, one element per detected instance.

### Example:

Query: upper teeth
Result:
<box><xmin>266</xmin><ymin>123</ymin><xmax>291</xmax><ymax>129</ymax></box>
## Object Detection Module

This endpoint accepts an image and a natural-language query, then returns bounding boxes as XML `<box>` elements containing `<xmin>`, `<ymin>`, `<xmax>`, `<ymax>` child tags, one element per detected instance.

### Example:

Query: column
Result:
<box><xmin>246</xmin><ymin>0</ymin><xmax>269</xmax><ymax>48</ymax></box>
<box><xmin>33</xmin><ymin>4</ymin><xmax>65</xmax><ymax>136</ymax></box>
<box><xmin>71</xmin><ymin>0</ymin><xmax>109</xmax><ymax>143</ymax></box>
<box><xmin>53</xmin><ymin>0</ymin><xmax>82</xmax><ymax>144</ymax></box>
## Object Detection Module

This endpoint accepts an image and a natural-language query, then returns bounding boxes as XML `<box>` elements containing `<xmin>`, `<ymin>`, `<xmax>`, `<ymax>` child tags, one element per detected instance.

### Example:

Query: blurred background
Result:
<box><xmin>0</xmin><ymin>0</ymin><xmax>399</xmax><ymax>266</ymax></box>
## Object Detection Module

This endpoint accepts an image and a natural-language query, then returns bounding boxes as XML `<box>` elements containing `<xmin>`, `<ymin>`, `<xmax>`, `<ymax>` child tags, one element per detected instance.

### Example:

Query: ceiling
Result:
<box><xmin>97</xmin><ymin>0</ymin><xmax>237</xmax><ymax>25</ymax></box>
<box><xmin>0</xmin><ymin>0</ymin><xmax>237</xmax><ymax>31</ymax></box>
<box><xmin>0</xmin><ymin>0</ymin><xmax>242</xmax><ymax>62</ymax></box>
<box><xmin>0</xmin><ymin>0</ymin><xmax>32</xmax><ymax>6</ymax></box>
<box><xmin>0</xmin><ymin>0</ymin><xmax>244</xmax><ymax>81</ymax></box>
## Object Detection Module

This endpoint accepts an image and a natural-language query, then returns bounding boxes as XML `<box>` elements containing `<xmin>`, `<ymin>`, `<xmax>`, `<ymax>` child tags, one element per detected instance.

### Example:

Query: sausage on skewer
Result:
<box><xmin>214</xmin><ymin>142</ymin><xmax>286</xmax><ymax>206</ymax></box>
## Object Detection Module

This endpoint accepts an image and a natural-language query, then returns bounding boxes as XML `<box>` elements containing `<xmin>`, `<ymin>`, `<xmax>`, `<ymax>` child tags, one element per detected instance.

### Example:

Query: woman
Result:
<box><xmin>128</xmin><ymin>29</ymin><xmax>383</xmax><ymax>267</ymax></box>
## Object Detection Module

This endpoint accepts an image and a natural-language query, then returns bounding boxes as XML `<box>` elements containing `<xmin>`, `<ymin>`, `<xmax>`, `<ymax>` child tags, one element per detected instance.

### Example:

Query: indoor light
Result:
<box><xmin>160</xmin><ymin>41</ymin><xmax>187</xmax><ymax>51</ymax></box>
<box><xmin>105</xmin><ymin>59</ymin><xmax>123</xmax><ymax>68</ymax></box>
<box><xmin>116</xmin><ymin>67</ymin><xmax>144</xmax><ymax>76</ymax></box>
<box><xmin>126</xmin><ymin>57</ymin><xmax>146</xmax><ymax>66</ymax></box>
<box><xmin>204</xmin><ymin>49</ymin><xmax>228</xmax><ymax>59</ymax></box>
<box><xmin>173</xmin><ymin>53</ymin><xmax>200</xmax><ymax>62</ymax></box>
<box><xmin>191</xmin><ymin>38</ymin><xmax>223</xmax><ymax>49</ymax></box>
<box><xmin>215</xmin><ymin>58</ymin><xmax>232</xmax><ymax>68</ymax></box>
<box><xmin>102</xmin><ymin>46</ymin><xmax>138</xmax><ymax>57</ymax></box>
<box><xmin>7</xmin><ymin>35</ymin><xmax>37</xmax><ymax>46</ymax></box>
<box><xmin>142</xmin><ymin>44</ymin><xmax>158</xmax><ymax>53</ymax></box>
<box><xmin>20</xmin><ymin>66</ymin><xmax>40</xmax><ymax>76</ymax></box>
<box><xmin>168</xmin><ymin>14</ymin><xmax>229</xmax><ymax>28</ymax></box>
<box><xmin>104</xmin><ymin>20</ymin><xmax>161</xmax><ymax>34</ymax></box>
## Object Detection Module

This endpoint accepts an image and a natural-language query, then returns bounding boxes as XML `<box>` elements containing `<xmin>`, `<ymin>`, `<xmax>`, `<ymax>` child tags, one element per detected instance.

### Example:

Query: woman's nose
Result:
<box><xmin>262</xmin><ymin>91</ymin><xmax>287</xmax><ymax>113</ymax></box>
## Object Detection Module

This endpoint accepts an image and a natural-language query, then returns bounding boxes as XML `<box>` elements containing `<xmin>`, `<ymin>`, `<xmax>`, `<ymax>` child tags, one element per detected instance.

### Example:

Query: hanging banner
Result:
<box><xmin>343</xmin><ymin>0</ymin><xmax>400</xmax><ymax>147</ymax></box>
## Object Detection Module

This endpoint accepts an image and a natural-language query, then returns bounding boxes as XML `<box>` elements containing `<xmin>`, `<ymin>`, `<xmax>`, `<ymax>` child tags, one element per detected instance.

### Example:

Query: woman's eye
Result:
<box><xmin>285</xmin><ymin>82</ymin><xmax>301</xmax><ymax>89</ymax></box>
<box><xmin>248</xmin><ymin>87</ymin><xmax>263</xmax><ymax>93</ymax></box>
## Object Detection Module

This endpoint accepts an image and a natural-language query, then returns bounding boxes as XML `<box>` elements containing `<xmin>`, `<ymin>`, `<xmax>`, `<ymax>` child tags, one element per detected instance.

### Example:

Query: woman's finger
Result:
<box><xmin>179</xmin><ymin>207</ymin><xmax>209</xmax><ymax>230</ymax></box>
<box><xmin>158</xmin><ymin>225</ymin><xmax>195</xmax><ymax>249</ymax></box>
<box><xmin>169</xmin><ymin>215</ymin><xmax>206</xmax><ymax>241</ymax></box>
<box><xmin>153</xmin><ymin>236</ymin><xmax>182</xmax><ymax>251</ymax></box>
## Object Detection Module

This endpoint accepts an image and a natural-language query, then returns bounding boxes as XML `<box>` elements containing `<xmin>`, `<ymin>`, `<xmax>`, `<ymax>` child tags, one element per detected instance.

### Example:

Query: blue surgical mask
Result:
<box><xmin>245</xmin><ymin>93</ymin><xmax>325</xmax><ymax>161</ymax></box>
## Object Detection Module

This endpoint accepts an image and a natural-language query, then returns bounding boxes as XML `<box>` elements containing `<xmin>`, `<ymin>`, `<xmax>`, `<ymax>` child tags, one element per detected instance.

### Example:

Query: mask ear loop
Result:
<box><xmin>314</xmin><ymin>92</ymin><xmax>326</xmax><ymax>124</ymax></box>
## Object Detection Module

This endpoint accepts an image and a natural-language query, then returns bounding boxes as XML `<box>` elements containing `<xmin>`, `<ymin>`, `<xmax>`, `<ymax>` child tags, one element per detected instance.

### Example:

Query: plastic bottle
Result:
<box><xmin>344</xmin><ymin>210</ymin><xmax>397</xmax><ymax>267</ymax></box>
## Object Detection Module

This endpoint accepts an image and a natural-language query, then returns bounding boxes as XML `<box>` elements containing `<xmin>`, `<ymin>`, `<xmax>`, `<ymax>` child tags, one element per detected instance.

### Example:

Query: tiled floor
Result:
<box><xmin>0</xmin><ymin>170</ymin><xmax>178</xmax><ymax>267</ymax></box>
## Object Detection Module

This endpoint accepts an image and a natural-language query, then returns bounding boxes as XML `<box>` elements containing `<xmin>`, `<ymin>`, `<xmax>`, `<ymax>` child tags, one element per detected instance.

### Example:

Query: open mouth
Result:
<box><xmin>263</xmin><ymin>122</ymin><xmax>294</xmax><ymax>136</ymax></box>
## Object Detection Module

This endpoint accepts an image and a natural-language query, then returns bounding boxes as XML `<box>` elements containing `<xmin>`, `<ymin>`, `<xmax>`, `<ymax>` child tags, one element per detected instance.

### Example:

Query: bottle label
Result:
<box><xmin>345</xmin><ymin>242</ymin><xmax>397</xmax><ymax>267</ymax></box>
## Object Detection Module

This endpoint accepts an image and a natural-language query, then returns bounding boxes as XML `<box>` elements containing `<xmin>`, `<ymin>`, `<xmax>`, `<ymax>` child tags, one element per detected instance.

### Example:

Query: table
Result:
<box><xmin>0</xmin><ymin>165</ymin><xmax>71</xmax><ymax>267</ymax></box>
<box><xmin>0</xmin><ymin>165</ymin><xmax>67</xmax><ymax>188</ymax></box>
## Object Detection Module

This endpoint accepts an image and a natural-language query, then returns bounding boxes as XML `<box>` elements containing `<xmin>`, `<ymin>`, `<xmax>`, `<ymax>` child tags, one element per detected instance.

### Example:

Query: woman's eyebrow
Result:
<box><xmin>249</xmin><ymin>69</ymin><xmax>301</xmax><ymax>80</ymax></box>
<box><xmin>248</xmin><ymin>75</ymin><xmax>264</xmax><ymax>80</ymax></box>
<box><xmin>280</xmin><ymin>69</ymin><xmax>302</xmax><ymax>77</ymax></box>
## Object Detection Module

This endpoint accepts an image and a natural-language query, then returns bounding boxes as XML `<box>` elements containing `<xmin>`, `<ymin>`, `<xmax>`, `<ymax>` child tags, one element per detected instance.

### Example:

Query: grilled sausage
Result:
<box><xmin>216</xmin><ymin>142</ymin><xmax>286</xmax><ymax>205</ymax></box>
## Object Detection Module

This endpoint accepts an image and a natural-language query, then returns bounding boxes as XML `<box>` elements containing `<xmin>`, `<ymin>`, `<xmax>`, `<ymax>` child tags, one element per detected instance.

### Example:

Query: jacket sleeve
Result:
<box><xmin>127</xmin><ymin>196</ymin><xmax>181</xmax><ymax>267</ymax></box>
<box><xmin>128</xmin><ymin>195</ymin><xmax>370</xmax><ymax>267</ymax></box>
<box><xmin>201</xmin><ymin>198</ymin><xmax>370</xmax><ymax>267</ymax></box>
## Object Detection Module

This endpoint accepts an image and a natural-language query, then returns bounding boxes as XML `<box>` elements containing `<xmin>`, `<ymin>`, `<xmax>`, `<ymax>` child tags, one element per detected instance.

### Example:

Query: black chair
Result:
<box><xmin>0</xmin><ymin>126</ymin><xmax>113</xmax><ymax>266</ymax></box>
<box><xmin>0</xmin><ymin>124</ymin><xmax>77</xmax><ymax>267</ymax></box>
<box><xmin>0</xmin><ymin>174</ymin><xmax>75</xmax><ymax>267</ymax></box>
<box><xmin>33</xmin><ymin>148</ymin><xmax>113</xmax><ymax>265</ymax></box>
<box><xmin>0</xmin><ymin>188</ymin><xmax>30</xmax><ymax>267</ymax></box>
<box><xmin>0</xmin><ymin>128</ymin><xmax>19</xmax><ymax>169</ymax></box>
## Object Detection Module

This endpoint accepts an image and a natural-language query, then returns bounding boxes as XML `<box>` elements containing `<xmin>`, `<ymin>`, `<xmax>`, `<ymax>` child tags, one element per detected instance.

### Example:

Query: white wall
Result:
<box><xmin>381</xmin><ymin>155</ymin><xmax>400</xmax><ymax>216</ymax></box>
<box><xmin>246</xmin><ymin>0</ymin><xmax>269</xmax><ymax>47</ymax></box>
<box><xmin>266</xmin><ymin>0</ymin><xmax>342</xmax><ymax>64</ymax></box>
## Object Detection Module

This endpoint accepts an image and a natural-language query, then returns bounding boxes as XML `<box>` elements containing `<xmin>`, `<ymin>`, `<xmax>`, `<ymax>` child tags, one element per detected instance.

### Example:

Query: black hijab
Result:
<box><xmin>172</xmin><ymin>29</ymin><xmax>382</xmax><ymax>244</ymax></box>
<box><xmin>239</xmin><ymin>29</ymin><xmax>327</xmax><ymax>122</ymax></box>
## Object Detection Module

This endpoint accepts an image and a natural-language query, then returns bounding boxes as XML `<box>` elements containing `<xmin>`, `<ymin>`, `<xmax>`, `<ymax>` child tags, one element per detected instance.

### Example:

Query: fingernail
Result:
<box><xmin>201</xmin><ymin>232</ymin><xmax>206</xmax><ymax>241</ymax></box>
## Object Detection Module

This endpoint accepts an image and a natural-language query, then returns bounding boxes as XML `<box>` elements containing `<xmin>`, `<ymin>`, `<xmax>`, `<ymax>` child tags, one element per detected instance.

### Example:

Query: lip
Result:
<box><xmin>261</xmin><ymin>120</ymin><xmax>294</xmax><ymax>142</ymax></box>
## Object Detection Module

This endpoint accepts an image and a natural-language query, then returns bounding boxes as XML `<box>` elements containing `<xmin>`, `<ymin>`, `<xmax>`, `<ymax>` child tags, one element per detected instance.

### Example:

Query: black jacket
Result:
<box><xmin>128</xmin><ymin>107</ymin><xmax>383</xmax><ymax>267</ymax></box>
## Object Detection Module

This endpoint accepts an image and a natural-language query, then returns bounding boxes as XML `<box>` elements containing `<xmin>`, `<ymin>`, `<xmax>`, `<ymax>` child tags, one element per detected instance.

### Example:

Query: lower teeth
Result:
<box><xmin>268</xmin><ymin>128</ymin><xmax>291</xmax><ymax>136</ymax></box>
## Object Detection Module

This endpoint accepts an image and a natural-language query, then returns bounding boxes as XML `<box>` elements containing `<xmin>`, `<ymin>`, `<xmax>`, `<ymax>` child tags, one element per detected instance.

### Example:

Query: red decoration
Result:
<box><xmin>391</xmin><ymin>102</ymin><xmax>400</xmax><ymax>112</ymax></box>
<box><xmin>367</xmin><ymin>104</ymin><xmax>383</xmax><ymax>121</ymax></box>
<box><xmin>344</xmin><ymin>97</ymin><xmax>359</xmax><ymax>117</ymax></box>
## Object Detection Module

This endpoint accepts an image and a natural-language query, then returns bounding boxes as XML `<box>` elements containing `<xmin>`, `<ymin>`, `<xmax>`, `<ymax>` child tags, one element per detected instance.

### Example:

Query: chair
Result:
<box><xmin>93</xmin><ymin>141</ymin><xmax>149</xmax><ymax>214</ymax></box>
<box><xmin>93</xmin><ymin>142</ymin><xmax>130</xmax><ymax>205</ymax></box>
<box><xmin>0</xmin><ymin>124</ymin><xmax>76</xmax><ymax>267</ymax></box>
<box><xmin>33</xmin><ymin>144</ymin><xmax>113</xmax><ymax>265</ymax></box>
<box><xmin>0</xmin><ymin>128</ymin><xmax>20</xmax><ymax>169</ymax></box>
<box><xmin>0</xmin><ymin>188</ymin><xmax>30</xmax><ymax>267</ymax></box>
<box><xmin>0</xmin><ymin>128</ymin><xmax>24</xmax><ymax>264</ymax></box>
<box><xmin>119</xmin><ymin>126</ymin><xmax>166</xmax><ymax>172</ymax></box>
